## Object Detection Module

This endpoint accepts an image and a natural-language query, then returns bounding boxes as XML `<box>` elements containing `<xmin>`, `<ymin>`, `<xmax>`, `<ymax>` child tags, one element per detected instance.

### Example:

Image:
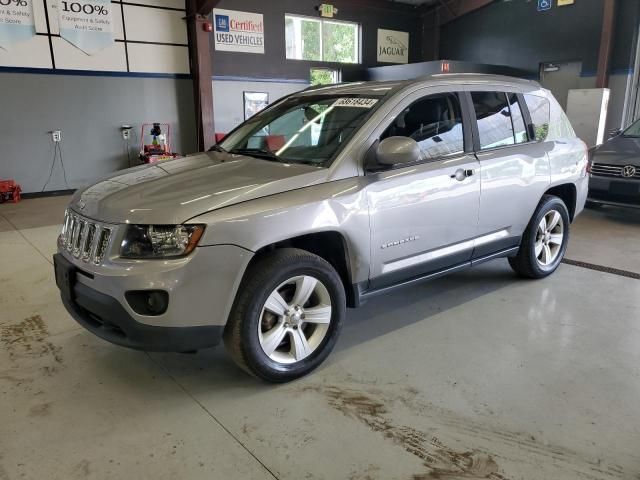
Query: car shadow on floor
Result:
<box><xmin>336</xmin><ymin>260</ymin><xmax>517</xmax><ymax>352</ymax></box>
<box><xmin>134</xmin><ymin>261</ymin><xmax>519</xmax><ymax>388</ymax></box>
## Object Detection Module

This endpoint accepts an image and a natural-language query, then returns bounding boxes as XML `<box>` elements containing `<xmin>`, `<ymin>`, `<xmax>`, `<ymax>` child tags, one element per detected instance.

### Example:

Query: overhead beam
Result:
<box><xmin>186</xmin><ymin>0</ymin><xmax>216</xmax><ymax>151</ymax></box>
<box><xmin>596</xmin><ymin>0</ymin><xmax>617</xmax><ymax>88</ymax></box>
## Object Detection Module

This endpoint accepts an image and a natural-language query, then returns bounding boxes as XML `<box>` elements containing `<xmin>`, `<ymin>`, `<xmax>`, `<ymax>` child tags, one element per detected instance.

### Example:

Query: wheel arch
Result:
<box><xmin>545</xmin><ymin>183</ymin><xmax>577</xmax><ymax>221</ymax></box>
<box><xmin>247</xmin><ymin>231</ymin><xmax>358</xmax><ymax>308</ymax></box>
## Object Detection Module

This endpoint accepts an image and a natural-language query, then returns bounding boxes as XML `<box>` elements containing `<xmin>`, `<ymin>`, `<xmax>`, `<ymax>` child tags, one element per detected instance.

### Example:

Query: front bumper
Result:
<box><xmin>61</xmin><ymin>279</ymin><xmax>223</xmax><ymax>352</ymax></box>
<box><xmin>54</xmin><ymin>242</ymin><xmax>253</xmax><ymax>351</ymax></box>
<box><xmin>588</xmin><ymin>175</ymin><xmax>640</xmax><ymax>208</ymax></box>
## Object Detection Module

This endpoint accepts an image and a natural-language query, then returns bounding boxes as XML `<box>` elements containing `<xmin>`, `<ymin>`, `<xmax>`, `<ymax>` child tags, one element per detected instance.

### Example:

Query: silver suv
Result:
<box><xmin>54</xmin><ymin>74</ymin><xmax>588</xmax><ymax>382</ymax></box>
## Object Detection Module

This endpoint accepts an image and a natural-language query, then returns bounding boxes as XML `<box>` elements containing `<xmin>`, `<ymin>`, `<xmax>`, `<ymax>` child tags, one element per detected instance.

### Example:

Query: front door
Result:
<box><xmin>365</xmin><ymin>90</ymin><xmax>480</xmax><ymax>289</ymax></box>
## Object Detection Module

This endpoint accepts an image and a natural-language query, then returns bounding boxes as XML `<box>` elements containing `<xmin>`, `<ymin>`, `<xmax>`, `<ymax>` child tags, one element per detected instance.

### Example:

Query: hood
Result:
<box><xmin>71</xmin><ymin>152</ymin><xmax>326</xmax><ymax>224</ymax></box>
<box><xmin>593</xmin><ymin>135</ymin><xmax>640</xmax><ymax>166</ymax></box>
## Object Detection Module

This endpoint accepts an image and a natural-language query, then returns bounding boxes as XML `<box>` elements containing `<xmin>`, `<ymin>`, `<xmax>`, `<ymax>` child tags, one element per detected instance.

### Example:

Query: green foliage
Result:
<box><xmin>322</xmin><ymin>22</ymin><xmax>357</xmax><ymax>63</ymax></box>
<box><xmin>294</xmin><ymin>17</ymin><xmax>357</xmax><ymax>63</ymax></box>
<box><xmin>535</xmin><ymin>123</ymin><xmax>549</xmax><ymax>142</ymax></box>
<box><xmin>301</xmin><ymin>20</ymin><xmax>321</xmax><ymax>60</ymax></box>
<box><xmin>310</xmin><ymin>69</ymin><xmax>334</xmax><ymax>86</ymax></box>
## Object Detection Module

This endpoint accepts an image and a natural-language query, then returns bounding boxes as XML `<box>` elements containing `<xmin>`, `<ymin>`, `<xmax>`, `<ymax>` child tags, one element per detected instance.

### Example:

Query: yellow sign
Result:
<box><xmin>557</xmin><ymin>0</ymin><xmax>575</xmax><ymax>5</ymax></box>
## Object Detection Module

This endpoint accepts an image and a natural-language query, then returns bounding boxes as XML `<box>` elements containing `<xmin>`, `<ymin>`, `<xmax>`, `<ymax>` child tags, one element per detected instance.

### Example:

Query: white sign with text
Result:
<box><xmin>213</xmin><ymin>8</ymin><xmax>264</xmax><ymax>54</ymax></box>
<box><xmin>377</xmin><ymin>28</ymin><xmax>409</xmax><ymax>64</ymax></box>
<box><xmin>0</xmin><ymin>0</ymin><xmax>35</xmax><ymax>50</ymax></box>
<box><xmin>57</xmin><ymin>0</ymin><xmax>114</xmax><ymax>55</ymax></box>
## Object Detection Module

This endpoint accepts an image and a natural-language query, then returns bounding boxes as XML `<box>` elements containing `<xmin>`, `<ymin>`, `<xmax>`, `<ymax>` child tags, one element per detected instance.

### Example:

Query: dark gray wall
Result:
<box><xmin>439</xmin><ymin>0</ymin><xmax>639</xmax><ymax>77</ymax></box>
<box><xmin>211</xmin><ymin>0</ymin><xmax>422</xmax><ymax>80</ymax></box>
<box><xmin>0</xmin><ymin>73</ymin><xmax>197</xmax><ymax>193</ymax></box>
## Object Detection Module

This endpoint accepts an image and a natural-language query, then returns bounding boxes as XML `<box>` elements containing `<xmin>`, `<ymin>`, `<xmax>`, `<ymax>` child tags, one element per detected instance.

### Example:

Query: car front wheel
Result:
<box><xmin>509</xmin><ymin>195</ymin><xmax>570</xmax><ymax>279</ymax></box>
<box><xmin>224</xmin><ymin>248</ymin><xmax>345</xmax><ymax>382</ymax></box>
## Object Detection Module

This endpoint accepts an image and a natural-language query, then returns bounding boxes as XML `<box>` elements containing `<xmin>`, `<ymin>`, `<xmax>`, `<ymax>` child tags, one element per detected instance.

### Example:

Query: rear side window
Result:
<box><xmin>381</xmin><ymin>92</ymin><xmax>465</xmax><ymax>160</ymax></box>
<box><xmin>471</xmin><ymin>92</ymin><xmax>516</xmax><ymax>149</ymax></box>
<box><xmin>523</xmin><ymin>94</ymin><xmax>550</xmax><ymax>142</ymax></box>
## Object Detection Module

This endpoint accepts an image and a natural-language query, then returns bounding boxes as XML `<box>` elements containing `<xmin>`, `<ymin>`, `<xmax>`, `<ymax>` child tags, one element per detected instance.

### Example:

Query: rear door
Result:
<box><xmin>464</xmin><ymin>88</ymin><xmax>551</xmax><ymax>258</ymax></box>
<box><xmin>365</xmin><ymin>88</ymin><xmax>481</xmax><ymax>289</ymax></box>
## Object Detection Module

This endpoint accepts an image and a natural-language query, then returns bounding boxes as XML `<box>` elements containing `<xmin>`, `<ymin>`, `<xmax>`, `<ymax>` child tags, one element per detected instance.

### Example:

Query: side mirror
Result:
<box><xmin>609</xmin><ymin>128</ymin><xmax>622</xmax><ymax>139</ymax></box>
<box><xmin>376</xmin><ymin>136</ymin><xmax>421</xmax><ymax>166</ymax></box>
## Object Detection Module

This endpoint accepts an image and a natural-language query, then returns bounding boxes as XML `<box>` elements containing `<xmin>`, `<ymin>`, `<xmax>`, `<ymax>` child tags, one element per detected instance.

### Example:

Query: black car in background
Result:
<box><xmin>588</xmin><ymin>119</ymin><xmax>640</xmax><ymax>209</ymax></box>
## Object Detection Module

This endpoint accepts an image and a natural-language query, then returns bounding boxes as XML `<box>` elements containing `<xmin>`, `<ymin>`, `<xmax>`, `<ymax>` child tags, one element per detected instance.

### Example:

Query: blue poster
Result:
<box><xmin>0</xmin><ymin>0</ymin><xmax>36</xmax><ymax>50</ymax></box>
<box><xmin>537</xmin><ymin>0</ymin><xmax>553</xmax><ymax>11</ymax></box>
<box><xmin>58</xmin><ymin>0</ymin><xmax>114</xmax><ymax>55</ymax></box>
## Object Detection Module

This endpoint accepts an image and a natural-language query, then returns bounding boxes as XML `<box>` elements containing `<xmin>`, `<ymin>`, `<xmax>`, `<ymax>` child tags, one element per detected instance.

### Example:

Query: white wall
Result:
<box><xmin>212</xmin><ymin>78</ymin><xmax>309</xmax><ymax>133</ymax></box>
<box><xmin>0</xmin><ymin>0</ymin><xmax>189</xmax><ymax>75</ymax></box>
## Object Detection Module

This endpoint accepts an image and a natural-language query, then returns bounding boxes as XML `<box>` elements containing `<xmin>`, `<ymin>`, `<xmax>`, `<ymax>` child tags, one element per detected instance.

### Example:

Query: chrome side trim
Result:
<box><xmin>381</xmin><ymin>229</ymin><xmax>510</xmax><ymax>274</ymax></box>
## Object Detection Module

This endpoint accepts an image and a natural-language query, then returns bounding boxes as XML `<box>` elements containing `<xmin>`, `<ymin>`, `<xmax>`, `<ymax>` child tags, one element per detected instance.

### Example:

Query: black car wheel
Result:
<box><xmin>224</xmin><ymin>248</ymin><xmax>345</xmax><ymax>382</ymax></box>
<box><xmin>509</xmin><ymin>195</ymin><xmax>570</xmax><ymax>279</ymax></box>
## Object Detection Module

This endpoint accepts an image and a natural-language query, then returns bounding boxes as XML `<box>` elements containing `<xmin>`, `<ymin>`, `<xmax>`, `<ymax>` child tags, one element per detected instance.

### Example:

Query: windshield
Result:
<box><xmin>622</xmin><ymin>118</ymin><xmax>640</xmax><ymax>137</ymax></box>
<box><xmin>219</xmin><ymin>94</ymin><xmax>383</xmax><ymax>167</ymax></box>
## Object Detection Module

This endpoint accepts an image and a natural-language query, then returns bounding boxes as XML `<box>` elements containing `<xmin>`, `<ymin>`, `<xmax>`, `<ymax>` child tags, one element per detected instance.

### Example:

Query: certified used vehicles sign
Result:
<box><xmin>213</xmin><ymin>8</ymin><xmax>264</xmax><ymax>54</ymax></box>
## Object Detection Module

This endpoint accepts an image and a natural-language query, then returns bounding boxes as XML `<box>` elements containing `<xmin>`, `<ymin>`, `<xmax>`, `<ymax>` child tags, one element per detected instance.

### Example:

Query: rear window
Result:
<box><xmin>523</xmin><ymin>94</ymin><xmax>551</xmax><ymax>142</ymax></box>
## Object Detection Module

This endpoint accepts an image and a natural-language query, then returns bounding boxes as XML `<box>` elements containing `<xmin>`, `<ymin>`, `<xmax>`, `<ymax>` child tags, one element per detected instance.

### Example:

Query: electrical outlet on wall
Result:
<box><xmin>121</xmin><ymin>125</ymin><xmax>132</xmax><ymax>140</ymax></box>
<box><xmin>51</xmin><ymin>130</ymin><xmax>61</xmax><ymax>142</ymax></box>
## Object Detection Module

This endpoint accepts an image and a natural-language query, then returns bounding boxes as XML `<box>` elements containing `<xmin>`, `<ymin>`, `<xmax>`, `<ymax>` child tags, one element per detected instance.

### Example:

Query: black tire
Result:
<box><xmin>508</xmin><ymin>195</ymin><xmax>570</xmax><ymax>279</ymax></box>
<box><xmin>224</xmin><ymin>248</ymin><xmax>345</xmax><ymax>383</ymax></box>
<box><xmin>585</xmin><ymin>200</ymin><xmax>603</xmax><ymax>209</ymax></box>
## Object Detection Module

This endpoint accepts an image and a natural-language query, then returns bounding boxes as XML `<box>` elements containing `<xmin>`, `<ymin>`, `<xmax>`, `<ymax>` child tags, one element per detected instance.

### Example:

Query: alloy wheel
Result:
<box><xmin>535</xmin><ymin>209</ymin><xmax>564</xmax><ymax>267</ymax></box>
<box><xmin>258</xmin><ymin>275</ymin><xmax>332</xmax><ymax>364</ymax></box>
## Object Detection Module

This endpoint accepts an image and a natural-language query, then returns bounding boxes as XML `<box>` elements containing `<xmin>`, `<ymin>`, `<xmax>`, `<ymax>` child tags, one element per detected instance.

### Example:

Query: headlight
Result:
<box><xmin>120</xmin><ymin>224</ymin><xmax>205</xmax><ymax>259</ymax></box>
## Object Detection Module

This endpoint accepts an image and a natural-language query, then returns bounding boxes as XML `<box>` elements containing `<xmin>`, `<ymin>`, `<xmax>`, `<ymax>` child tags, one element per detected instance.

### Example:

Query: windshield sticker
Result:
<box><xmin>333</xmin><ymin>98</ymin><xmax>379</xmax><ymax>108</ymax></box>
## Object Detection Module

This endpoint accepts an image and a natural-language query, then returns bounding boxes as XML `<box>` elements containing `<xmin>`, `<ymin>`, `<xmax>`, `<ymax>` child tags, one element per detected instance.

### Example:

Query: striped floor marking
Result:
<box><xmin>562</xmin><ymin>258</ymin><xmax>640</xmax><ymax>280</ymax></box>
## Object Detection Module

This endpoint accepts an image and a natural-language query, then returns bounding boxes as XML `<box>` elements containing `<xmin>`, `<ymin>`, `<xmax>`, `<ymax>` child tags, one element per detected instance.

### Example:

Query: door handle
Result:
<box><xmin>450</xmin><ymin>169</ymin><xmax>474</xmax><ymax>181</ymax></box>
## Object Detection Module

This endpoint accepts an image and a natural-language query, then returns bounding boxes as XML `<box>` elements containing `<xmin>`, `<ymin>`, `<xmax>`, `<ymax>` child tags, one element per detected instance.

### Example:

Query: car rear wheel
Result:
<box><xmin>224</xmin><ymin>248</ymin><xmax>345</xmax><ymax>382</ymax></box>
<box><xmin>508</xmin><ymin>195</ymin><xmax>570</xmax><ymax>279</ymax></box>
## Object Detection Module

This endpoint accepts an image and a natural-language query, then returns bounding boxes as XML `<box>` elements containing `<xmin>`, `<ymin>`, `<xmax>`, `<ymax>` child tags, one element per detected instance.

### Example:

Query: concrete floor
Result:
<box><xmin>1</xmin><ymin>196</ymin><xmax>639</xmax><ymax>480</ymax></box>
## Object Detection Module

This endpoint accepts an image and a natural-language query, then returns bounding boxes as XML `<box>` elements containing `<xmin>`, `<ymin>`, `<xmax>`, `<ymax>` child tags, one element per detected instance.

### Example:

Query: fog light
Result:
<box><xmin>125</xmin><ymin>290</ymin><xmax>169</xmax><ymax>316</ymax></box>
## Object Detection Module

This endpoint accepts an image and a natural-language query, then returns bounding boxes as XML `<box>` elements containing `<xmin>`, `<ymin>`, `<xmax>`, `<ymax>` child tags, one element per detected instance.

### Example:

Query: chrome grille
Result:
<box><xmin>60</xmin><ymin>210</ymin><xmax>113</xmax><ymax>265</ymax></box>
<box><xmin>591</xmin><ymin>163</ymin><xmax>640</xmax><ymax>179</ymax></box>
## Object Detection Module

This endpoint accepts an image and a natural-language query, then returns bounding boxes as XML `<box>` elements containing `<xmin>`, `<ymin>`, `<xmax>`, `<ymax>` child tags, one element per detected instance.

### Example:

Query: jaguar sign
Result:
<box><xmin>377</xmin><ymin>28</ymin><xmax>409</xmax><ymax>64</ymax></box>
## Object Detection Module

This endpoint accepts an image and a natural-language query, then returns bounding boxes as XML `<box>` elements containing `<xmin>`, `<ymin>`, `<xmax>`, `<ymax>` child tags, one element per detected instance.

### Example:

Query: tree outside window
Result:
<box><xmin>285</xmin><ymin>15</ymin><xmax>359</xmax><ymax>64</ymax></box>
<box><xmin>310</xmin><ymin>68</ymin><xmax>340</xmax><ymax>86</ymax></box>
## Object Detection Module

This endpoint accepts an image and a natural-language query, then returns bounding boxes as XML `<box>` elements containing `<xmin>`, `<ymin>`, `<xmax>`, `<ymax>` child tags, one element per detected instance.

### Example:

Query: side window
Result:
<box><xmin>506</xmin><ymin>93</ymin><xmax>528</xmax><ymax>144</ymax></box>
<box><xmin>523</xmin><ymin>94</ymin><xmax>551</xmax><ymax>142</ymax></box>
<box><xmin>381</xmin><ymin>93</ymin><xmax>465</xmax><ymax>160</ymax></box>
<box><xmin>471</xmin><ymin>91</ymin><xmax>515</xmax><ymax>149</ymax></box>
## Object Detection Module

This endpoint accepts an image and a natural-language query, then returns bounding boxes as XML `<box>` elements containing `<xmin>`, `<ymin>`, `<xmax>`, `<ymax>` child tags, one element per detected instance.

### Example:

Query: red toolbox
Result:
<box><xmin>0</xmin><ymin>180</ymin><xmax>22</xmax><ymax>203</ymax></box>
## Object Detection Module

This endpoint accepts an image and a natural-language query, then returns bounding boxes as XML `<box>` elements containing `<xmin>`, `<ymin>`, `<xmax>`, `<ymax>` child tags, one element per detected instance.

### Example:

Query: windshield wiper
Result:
<box><xmin>208</xmin><ymin>144</ymin><xmax>227</xmax><ymax>153</ymax></box>
<box><xmin>229</xmin><ymin>148</ymin><xmax>282</xmax><ymax>161</ymax></box>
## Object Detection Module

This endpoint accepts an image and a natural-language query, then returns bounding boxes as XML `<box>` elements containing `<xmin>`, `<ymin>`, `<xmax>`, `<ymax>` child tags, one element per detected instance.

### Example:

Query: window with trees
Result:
<box><xmin>285</xmin><ymin>15</ymin><xmax>360</xmax><ymax>64</ymax></box>
<box><xmin>310</xmin><ymin>68</ymin><xmax>340</xmax><ymax>85</ymax></box>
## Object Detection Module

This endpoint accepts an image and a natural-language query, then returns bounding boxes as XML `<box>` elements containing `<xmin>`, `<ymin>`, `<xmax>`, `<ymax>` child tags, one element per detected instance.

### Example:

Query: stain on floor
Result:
<box><xmin>0</xmin><ymin>315</ymin><xmax>63</xmax><ymax>365</ymax></box>
<box><xmin>28</xmin><ymin>402</ymin><xmax>52</xmax><ymax>418</ymax></box>
<box><xmin>301</xmin><ymin>384</ymin><xmax>631</xmax><ymax>480</ymax></box>
<box><xmin>301</xmin><ymin>384</ymin><xmax>506</xmax><ymax>479</ymax></box>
